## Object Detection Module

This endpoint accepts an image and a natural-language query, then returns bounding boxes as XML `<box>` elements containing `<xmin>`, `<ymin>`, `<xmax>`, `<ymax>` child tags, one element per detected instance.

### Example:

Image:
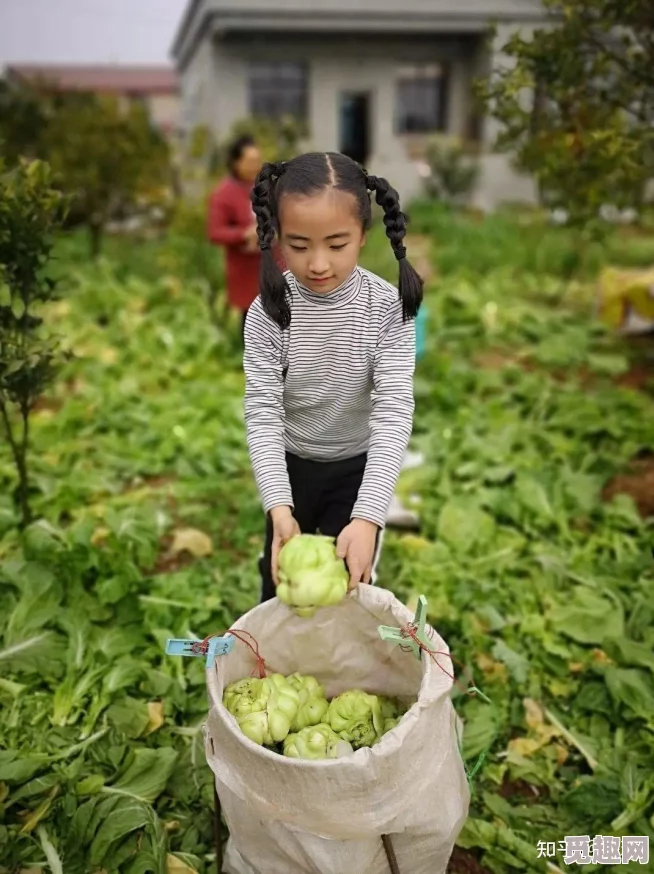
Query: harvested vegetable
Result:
<box><xmin>283</xmin><ymin>723</ymin><xmax>354</xmax><ymax>760</ymax></box>
<box><xmin>327</xmin><ymin>689</ymin><xmax>384</xmax><ymax>749</ymax></box>
<box><xmin>276</xmin><ymin>534</ymin><xmax>349</xmax><ymax>617</ymax></box>
<box><xmin>286</xmin><ymin>673</ymin><xmax>329</xmax><ymax>731</ymax></box>
<box><xmin>223</xmin><ymin>674</ymin><xmax>300</xmax><ymax>745</ymax></box>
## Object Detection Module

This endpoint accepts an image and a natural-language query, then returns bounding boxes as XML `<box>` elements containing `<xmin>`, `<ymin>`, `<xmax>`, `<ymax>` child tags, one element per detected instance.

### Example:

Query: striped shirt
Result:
<box><xmin>243</xmin><ymin>266</ymin><xmax>415</xmax><ymax>528</ymax></box>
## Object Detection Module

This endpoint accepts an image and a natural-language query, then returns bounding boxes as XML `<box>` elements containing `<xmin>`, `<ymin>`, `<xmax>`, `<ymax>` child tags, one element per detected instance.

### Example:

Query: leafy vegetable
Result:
<box><xmin>276</xmin><ymin>534</ymin><xmax>349</xmax><ymax>617</ymax></box>
<box><xmin>326</xmin><ymin>690</ymin><xmax>384</xmax><ymax>750</ymax></box>
<box><xmin>283</xmin><ymin>724</ymin><xmax>353</xmax><ymax>760</ymax></box>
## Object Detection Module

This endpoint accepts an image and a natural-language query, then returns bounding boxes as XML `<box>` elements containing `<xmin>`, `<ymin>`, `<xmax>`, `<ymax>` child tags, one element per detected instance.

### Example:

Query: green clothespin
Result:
<box><xmin>378</xmin><ymin>595</ymin><xmax>431</xmax><ymax>660</ymax></box>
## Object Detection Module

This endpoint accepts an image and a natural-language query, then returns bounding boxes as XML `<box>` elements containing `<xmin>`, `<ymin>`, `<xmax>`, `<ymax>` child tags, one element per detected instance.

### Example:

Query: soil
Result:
<box><xmin>151</xmin><ymin>533</ymin><xmax>196</xmax><ymax>575</ymax></box>
<box><xmin>498</xmin><ymin>777</ymin><xmax>549</xmax><ymax>803</ymax></box>
<box><xmin>475</xmin><ymin>347</ymin><xmax>654</xmax><ymax>394</ymax></box>
<box><xmin>602</xmin><ymin>451</ymin><xmax>654</xmax><ymax>519</ymax></box>
<box><xmin>616</xmin><ymin>364</ymin><xmax>654</xmax><ymax>392</ymax></box>
<box><xmin>447</xmin><ymin>847</ymin><xmax>492</xmax><ymax>874</ymax></box>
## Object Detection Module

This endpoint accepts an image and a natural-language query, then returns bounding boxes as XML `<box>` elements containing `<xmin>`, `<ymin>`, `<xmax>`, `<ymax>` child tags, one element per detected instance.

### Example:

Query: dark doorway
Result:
<box><xmin>339</xmin><ymin>92</ymin><xmax>370</xmax><ymax>166</ymax></box>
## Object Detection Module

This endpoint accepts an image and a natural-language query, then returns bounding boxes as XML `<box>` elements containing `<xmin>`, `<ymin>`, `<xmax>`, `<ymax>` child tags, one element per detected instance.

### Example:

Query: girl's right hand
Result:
<box><xmin>270</xmin><ymin>506</ymin><xmax>300</xmax><ymax>585</ymax></box>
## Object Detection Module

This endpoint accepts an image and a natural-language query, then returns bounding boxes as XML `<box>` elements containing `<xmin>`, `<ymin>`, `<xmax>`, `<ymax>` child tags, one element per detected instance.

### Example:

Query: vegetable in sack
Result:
<box><xmin>327</xmin><ymin>689</ymin><xmax>384</xmax><ymax>749</ymax></box>
<box><xmin>286</xmin><ymin>673</ymin><xmax>329</xmax><ymax>731</ymax></box>
<box><xmin>276</xmin><ymin>534</ymin><xmax>349</xmax><ymax>617</ymax></box>
<box><xmin>223</xmin><ymin>674</ymin><xmax>300</xmax><ymax>746</ymax></box>
<box><xmin>379</xmin><ymin>696</ymin><xmax>406</xmax><ymax>734</ymax></box>
<box><xmin>283</xmin><ymin>723</ymin><xmax>354</xmax><ymax>760</ymax></box>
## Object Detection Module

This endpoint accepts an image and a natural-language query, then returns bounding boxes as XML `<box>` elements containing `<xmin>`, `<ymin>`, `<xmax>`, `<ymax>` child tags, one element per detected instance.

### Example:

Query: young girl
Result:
<box><xmin>243</xmin><ymin>151</ymin><xmax>423</xmax><ymax>603</ymax></box>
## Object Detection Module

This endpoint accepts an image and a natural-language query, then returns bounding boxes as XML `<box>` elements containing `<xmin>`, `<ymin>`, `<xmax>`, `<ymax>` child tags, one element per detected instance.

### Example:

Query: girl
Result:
<box><xmin>243</xmin><ymin>151</ymin><xmax>423</xmax><ymax>603</ymax></box>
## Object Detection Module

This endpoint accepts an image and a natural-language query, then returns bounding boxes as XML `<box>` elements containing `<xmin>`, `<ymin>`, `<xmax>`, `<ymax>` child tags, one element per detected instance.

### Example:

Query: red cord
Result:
<box><xmin>399</xmin><ymin>622</ymin><xmax>478</xmax><ymax>698</ymax></box>
<box><xmin>200</xmin><ymin>628</ymin><xmax>268</xmax><ymax>678</ymax></box>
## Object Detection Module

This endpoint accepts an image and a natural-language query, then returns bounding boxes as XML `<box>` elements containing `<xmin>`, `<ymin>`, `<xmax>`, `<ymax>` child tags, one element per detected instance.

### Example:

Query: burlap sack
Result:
<box><xmin>205</xmin><ymin>585</ymin><xmax>470</xmax><ymax>874</ymax></box>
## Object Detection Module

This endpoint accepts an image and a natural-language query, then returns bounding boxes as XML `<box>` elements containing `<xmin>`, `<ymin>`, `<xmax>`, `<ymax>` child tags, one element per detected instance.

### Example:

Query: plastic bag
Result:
<box><xmin>205</xmin><ymin>584</ymin><xmax>470</xmax><ymax>874</ymax></box>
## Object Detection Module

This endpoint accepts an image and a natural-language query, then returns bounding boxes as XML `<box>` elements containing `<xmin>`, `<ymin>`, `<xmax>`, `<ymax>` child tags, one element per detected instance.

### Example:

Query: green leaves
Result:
<box><xmin>109</xmin><ymin>748</ymin><xmax>178</xmax><ymax>804</ymax></box>
<box><xmin>548</xmin><ymin>587</ymin><xmax>624</xmax><ymax>644</ymax></box>
<box><xmin>480</xmin><ymin>0</ymin><xmax>654</xmax><ymax>230</ymax></box>
<box><xmin>437</xmin><ymin>499</ymin><xmax>496</xmax><ymax>552</ymax></box>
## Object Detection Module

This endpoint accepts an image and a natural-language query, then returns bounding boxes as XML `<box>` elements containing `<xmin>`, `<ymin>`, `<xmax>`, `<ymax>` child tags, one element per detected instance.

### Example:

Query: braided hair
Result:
<box><xmin>251</xmin><ymin>151</ymin><xmax>423</xmax><ymax>328</ymax></box>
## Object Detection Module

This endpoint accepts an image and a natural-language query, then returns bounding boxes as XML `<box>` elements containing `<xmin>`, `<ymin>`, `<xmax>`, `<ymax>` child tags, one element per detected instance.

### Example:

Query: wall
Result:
<box><xmin>149</xmin><ymin>93</ymin><xmax>182</xmax><ymax>133</ymax></box>
<box><xmin>178</xmin><ymin>26</ymin><xmax>543</xmax><ymax>209</ymax></box>
<box><xmin>188</xmin><ymin>32</ymin><xmax>480</xmax><ymax>204</ymax></box>
<box><xmin>473</xmin><ymin>22</ymin><xmax>539</xmax><ymax>211</ymax></box>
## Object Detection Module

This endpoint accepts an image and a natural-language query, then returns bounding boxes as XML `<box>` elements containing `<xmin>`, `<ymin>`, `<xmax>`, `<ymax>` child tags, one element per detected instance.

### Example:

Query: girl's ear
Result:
<box><xmin>359</xmin><ymin>230</ymin><xmax>367</xmax><ymax>248</ymax></box>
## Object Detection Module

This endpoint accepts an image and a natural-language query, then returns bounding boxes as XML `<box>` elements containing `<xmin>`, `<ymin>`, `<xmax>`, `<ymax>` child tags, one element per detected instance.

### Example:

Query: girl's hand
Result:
<box><xmin>336</xmin><ymin>519</ymin><xmax>379</xmax><ymax>589</ymax></box>
<box><xmin>270</xmin><ymin>506</ymin><xmax>301</xmax><ymax>585</ymax></box>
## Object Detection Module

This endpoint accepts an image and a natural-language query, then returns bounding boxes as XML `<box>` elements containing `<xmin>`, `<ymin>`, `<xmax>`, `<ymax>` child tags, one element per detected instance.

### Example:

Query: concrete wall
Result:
<box><xmin>473</xmin><ymin>22</ymin><xmax>539</xmax><ymax>211</ymax></box>
<box><xmin>149</xmin><ymin>93</ymin><xmax>182</xmax><ymax>132</ymax></box>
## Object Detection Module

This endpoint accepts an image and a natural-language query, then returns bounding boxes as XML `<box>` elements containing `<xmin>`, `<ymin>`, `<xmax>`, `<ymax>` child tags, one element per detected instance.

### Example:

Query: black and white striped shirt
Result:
<box><xmin>243</xmin><ymin>266</ymin><xmax>415</xmax><ymax>528</ymax></box>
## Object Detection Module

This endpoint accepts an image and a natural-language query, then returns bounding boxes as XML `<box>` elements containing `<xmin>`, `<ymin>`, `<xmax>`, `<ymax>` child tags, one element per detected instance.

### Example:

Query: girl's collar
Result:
<box><xmin>293</xmin><ymin>267</ymin><xmax>362</xmax><ymax>307</ymax></box>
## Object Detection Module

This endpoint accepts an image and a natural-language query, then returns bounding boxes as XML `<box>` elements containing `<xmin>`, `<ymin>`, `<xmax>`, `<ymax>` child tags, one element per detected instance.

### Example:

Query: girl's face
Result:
<box><xmin>277</xmin><ymin>188</ymin><xmax>365</xmax><ymax>294</ymax></box>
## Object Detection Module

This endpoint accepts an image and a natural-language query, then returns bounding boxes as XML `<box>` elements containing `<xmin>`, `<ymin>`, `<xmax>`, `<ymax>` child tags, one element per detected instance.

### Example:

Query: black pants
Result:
<box><xmin>258</xmin><ymin>452</ymin><xmax>380</xmax><ymax>603</ymax></box>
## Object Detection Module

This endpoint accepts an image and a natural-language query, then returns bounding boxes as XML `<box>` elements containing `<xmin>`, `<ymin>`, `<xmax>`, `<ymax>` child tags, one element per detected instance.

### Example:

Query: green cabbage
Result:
<box><xmin>283</xmin><ymin>723</ymin><xmax>354</xmax><ymax>760</ymax></box>
<box><xmin>276</xmin><ymin>534</ymin><xmax>349</xmax><ymax>618</ymax></box>
<box><xmin>286</xmin><ymin>673</ymin><xmax>329</xmax><ymax>731</ymax></box>
<box><xmin>379</xmin><ymin>696</ymin><xmax>401</xmax><ymax>721</ymax></box>
<box><xmin>223</xmin><ymin>674</ymin><xmax>300</xmax><ymax>746</ymax></box>
<box><xmin>327</xmin><ymin>689</ymin><xmax>384</xmax><ymax>749</ymax></box>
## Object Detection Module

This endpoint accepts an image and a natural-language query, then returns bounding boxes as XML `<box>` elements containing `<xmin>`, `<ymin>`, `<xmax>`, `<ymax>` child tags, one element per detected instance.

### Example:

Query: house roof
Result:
<box><xmin>172</xmin><ymin>0</ymin><xmax>546</xmax><ymax>66</ymax></box>
<box><xmin>6</xmin><ymin>65</ymin><xmax>179</xmax><ymax>95</ymax></box>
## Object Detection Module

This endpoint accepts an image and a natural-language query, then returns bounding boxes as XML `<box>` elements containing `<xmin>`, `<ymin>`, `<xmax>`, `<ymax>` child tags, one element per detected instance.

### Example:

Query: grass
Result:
<box><xmin>0</xmin><ymin>209</ymin><xmax>653</xmax><ymax>873</ymax></box>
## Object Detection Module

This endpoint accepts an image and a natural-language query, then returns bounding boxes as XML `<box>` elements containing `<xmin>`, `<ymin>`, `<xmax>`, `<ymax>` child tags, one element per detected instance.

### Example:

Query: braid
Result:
<box><xmin>251</xmin><ymin>162</ymin><xmax>291</xmax><ymax>328</ymax></box>
<box><xmin>366</xmin><ymin>174</ymin><xmax>423</xmax><ymax>321</ymax></box>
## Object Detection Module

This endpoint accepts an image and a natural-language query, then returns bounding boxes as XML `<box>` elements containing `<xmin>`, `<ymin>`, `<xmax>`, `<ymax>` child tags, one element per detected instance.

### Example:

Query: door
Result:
<box><xmin>339</xmin><ymin>92</ymin><xmax>371</xmax><ymax>166</ymax></box>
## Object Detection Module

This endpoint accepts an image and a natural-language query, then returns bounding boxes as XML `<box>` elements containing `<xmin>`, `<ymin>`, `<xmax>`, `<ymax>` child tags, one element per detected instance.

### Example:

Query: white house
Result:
<box><xmin>171</xmin><ymin>0</ymin><xmax>546</xmax><ymax>208</ymax></box>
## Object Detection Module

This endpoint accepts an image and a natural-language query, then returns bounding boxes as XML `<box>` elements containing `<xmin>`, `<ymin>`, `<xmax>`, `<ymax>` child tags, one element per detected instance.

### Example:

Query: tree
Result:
<box><xmin>0</xmin><ymin>158</ymin><xmax>68</xmax><ymax>528</ymax></box>
<box><xmin>44</xmin><ymin>93</ymin><xmax>171</xmax><ymax>257</ymax></box>
<box><xmin>0</xmin><ymin>78</ymin><xmax>49</xmax><ymax>164</ymax></box>
<box><xmin>480</xmin><ymin>0</ymin><xmax>654</xmax><ymax>234</ymax></box>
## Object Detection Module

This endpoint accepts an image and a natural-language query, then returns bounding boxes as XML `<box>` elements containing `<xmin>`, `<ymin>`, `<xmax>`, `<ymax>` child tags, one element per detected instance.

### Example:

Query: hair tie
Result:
<box><xmin>366</xmin><ymin>174</ymin><xmax>379</xmax><ymax>191</ymax></box>
<box><xmin>260</xmin><ymin>242</ymin><xmax>271</xmax><ymax>251</ymax></box>
<box><xmin>394</xmin><ymin>245</ymin><xmax>407</xmax><ymax>261</ymax></box>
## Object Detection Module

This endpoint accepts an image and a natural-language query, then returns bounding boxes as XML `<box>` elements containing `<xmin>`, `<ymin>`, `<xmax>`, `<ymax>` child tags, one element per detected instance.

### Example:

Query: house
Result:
<box><xmin>170</xmin><ymin>0</ymin><xmax>547</xmax><ymax>209</ymax></box>
<box><xmin>5</xmin><ymin>65</ymin><xmax>181</xmax><ymax>140</ymax></box>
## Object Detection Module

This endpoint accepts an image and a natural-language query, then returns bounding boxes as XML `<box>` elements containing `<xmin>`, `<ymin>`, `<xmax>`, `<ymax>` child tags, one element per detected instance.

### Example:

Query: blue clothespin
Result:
<box><xmin>378</xmin><ymin>595</ymin><xmax>431</xmax><ymax>660</ymax></box>
<box><xmin>165</xmin><ymin>634</ymin><xmax>235</xmax><ymax>669</ymax></box>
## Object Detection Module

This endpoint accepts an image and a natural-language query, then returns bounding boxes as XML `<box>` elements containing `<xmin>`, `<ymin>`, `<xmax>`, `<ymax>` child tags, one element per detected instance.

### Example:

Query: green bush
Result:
<box><xmin>424</xmin><ymin>135</ymin><xmax>480</xmax><ymax>206</ymax></box>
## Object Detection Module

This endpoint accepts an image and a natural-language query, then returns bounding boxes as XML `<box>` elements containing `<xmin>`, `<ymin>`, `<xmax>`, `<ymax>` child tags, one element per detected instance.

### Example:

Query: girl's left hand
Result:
<box><xmin>336</xmin><ymin>519</ymin><xmax>379</xmax><ymax>589</ymax></box>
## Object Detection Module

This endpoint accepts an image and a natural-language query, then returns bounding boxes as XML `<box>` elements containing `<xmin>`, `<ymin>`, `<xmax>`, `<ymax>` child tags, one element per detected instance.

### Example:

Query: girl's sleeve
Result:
<box><xmin>207</xmin><ymin>187</ymin><xmax>248</xmax><ymax>246</ymax></box>
<box><xmin>243</xmin><ymin>299</ymin><xmax>293</xmax><ymax>513</ymax></box>
<box><xmin>351</xmin><ymin>301</ymin><xmax>416</xmax><ymax>528</ymax></box>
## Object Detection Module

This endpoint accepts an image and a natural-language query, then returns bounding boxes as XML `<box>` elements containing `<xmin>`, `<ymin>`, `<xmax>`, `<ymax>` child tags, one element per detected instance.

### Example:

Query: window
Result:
<box><xmin>396</xmin><ymin>63</ymin><xmax>448</xmax><ymax>134</ymax></box>
<box><xmin>249</xmin><ymin>62</ymin><xmax>308</xmax><ymax>120</ymax></box>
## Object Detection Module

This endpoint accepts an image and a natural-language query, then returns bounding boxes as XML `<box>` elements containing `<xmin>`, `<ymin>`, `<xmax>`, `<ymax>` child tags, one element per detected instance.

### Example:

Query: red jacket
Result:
<box><xmin>207</xmin><ymin>177</ymin><xmax>286</xmax><ymax>312</ymax></box>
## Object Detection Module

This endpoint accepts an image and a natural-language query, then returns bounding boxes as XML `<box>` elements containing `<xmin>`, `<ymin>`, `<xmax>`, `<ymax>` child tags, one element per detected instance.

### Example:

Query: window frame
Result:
<box><xmin>395</xmin><ymin>63</ymin><xmax>449</xmax><ymax>135</ymax></box>
<box><xmin>248</xmin><ymin>60</ymin><xmax>309</xmax><ymax>121</ymax></box>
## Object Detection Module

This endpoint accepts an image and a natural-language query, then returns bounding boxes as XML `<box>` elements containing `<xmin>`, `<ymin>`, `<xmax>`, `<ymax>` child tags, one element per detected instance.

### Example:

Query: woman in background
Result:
<box><xmin>207</xmin><ymin>135</ymin><xmax>264</xmax><ymax>339</ymax></box>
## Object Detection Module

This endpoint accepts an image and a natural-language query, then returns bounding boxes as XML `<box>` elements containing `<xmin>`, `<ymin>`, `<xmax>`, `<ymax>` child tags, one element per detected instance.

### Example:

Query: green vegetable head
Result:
<box><xmin>379</xmin><ymin>696</ymin><xmax>400</xmax><ymax>720</ymax></box>
<box><xmin>283</xmin><ymin>723</ymin><xmax>354</xmax><ymax>760</ymax></box>
<box><xmin>286</xmin><ymin>673</ymin><xmax>325</xmax><ymax>698</ymax></box>
<box><xmin>223</xmin><ymin>678</ymin><xmax>268</xmax><ymax>718</ymax></box>
<box><xmin>276</xmin><ymin>534</ymin><xmax>349</xmax><ymax>617</ymax></box>
<box><xmin>327</xmin><ymin>689</ymin><xmax>384</xmax><ymax>749</ymax></box>
<box><xmin>224</xmin><ymin>675</ymin><xmax>299</xmax><ymax>745</ymax></box>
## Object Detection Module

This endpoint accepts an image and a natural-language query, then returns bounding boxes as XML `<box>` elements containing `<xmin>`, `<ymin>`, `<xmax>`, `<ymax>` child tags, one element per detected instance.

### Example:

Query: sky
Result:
<box><xmin>0</xmin><ymin>0</ymin><xmax>188</xmax><ymax>68</ymax></box>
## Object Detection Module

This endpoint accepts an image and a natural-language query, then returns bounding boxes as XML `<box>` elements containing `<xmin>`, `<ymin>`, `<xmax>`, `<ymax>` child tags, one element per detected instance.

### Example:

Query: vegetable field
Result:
<box><xmin>1</xmin><ymin>212</ymin><xmax>653</xmax><ymax>873</ymax></box>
